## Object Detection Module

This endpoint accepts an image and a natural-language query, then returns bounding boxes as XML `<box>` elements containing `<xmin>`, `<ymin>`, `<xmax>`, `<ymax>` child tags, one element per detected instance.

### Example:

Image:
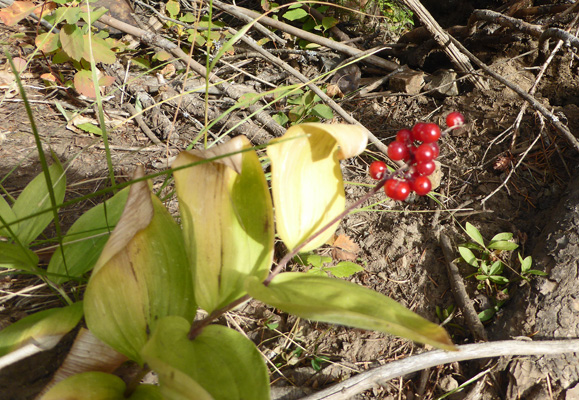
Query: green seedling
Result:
<box><xmin>478</xmin><ymin>289</ymin><xmax>509</xmax><ymax>323</ymax></box>
<box><xmin>294</xmin><ymin>252</ymin><xmax>364</xmax><ymax>278</ymax></box>
<box><xmin>273</xmin><ymin>88</ymin><xmax>334</xmax><ymax>127</ymax></box>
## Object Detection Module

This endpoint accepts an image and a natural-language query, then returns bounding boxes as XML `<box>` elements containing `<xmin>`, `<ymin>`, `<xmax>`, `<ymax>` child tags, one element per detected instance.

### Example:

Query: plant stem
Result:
<box><xmin>188</xmin><ymin>168</ymin><xmax>404</xmax><ymax>339</ymax></box>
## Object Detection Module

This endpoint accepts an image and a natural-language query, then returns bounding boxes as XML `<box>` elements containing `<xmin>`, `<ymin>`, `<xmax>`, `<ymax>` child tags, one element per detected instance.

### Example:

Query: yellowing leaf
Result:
<box><xmin>268</xmin><ymin>123</ymin><xmax>367</xmax><ymax>252</ymax></box>
<box><xmin>83</xmin><ymin>35</ymin><xmax>116</xmax><ymax>64</ymax></box>
<box><xmin>173</xmin><ymin>136</ymin><xmax>274</xmax><ymax>313</ymax></box>
<box><xmin>35</xmin><ymin>32</ymin><xmax>60</xmax><ymax>53</ymax></box>
<box><xmin>74</xmin><ymin>70</ymin><xmax>97</xmax><ymax>98</ymax></box>
<box><xmin>84</xmin><ymin>167</ymin><xmax>196</xmax><ymax>364</ymax></box>
<box><xmin>247</xmin><ymin>272</ymin><xmax>455</xmax><ymax>350</ymax></box>
<box><xmin>0</xmin><ymin>1</ymin><xmax>40</xmax><ymax>26</ymax></box>
<box><xmin>40</xmin><ymin>372</ymin><xmax>126</xmax><ymax>400</ymax></box>
<box><xmin>142</xmin><ymin>316</ymin><xmax>270</xmax><ymax>400</ymax></box>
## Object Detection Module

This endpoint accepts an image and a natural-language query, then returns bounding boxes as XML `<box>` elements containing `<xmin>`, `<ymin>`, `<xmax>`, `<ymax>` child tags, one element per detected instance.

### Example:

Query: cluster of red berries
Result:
<box><xmin>369</xmin><ymin>112</ymin><xmax>465</xmax><ymax>201</ymax></box>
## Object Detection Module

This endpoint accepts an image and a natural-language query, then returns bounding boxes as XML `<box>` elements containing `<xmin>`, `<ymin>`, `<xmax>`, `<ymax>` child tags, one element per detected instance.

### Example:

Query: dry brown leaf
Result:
<box><xmin>331</xmin><ymin>234</ymin><xmax>359</xmax><ymax>261</ymax></box>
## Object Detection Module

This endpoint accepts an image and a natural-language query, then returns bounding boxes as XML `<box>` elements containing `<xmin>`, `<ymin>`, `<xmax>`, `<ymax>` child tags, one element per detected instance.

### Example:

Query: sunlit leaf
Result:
<box><xmin>0</xmin><ymin>302</ymin><xmax>83</xmax><ymax>357</ymax></box>
<box><xmin>247</xmin><ymin>272</ymin><xmax>455</xmax><ymax>350</ymax></box>
<box><xmin>40</xmin><ymin>372</ymin><xmax>125</xmax><ymax>400</ymax></box>
<box><xmin>490</xmin><ymin>232</ymin><xmax>512</xmax><ymax>242</ymax></box>
<box><xmin>166</xmin><ymin>0</ymin><xmax>180</xmax><ymax>17</ymax></box>
<box><xmin>79</xmin><ymin>6</ymin><xmax>108</xmax><ymax>24</ymax></box>
<box><xmin>325</xmin><ymin>261</ymin><xmax>364</xmax><ymax>278</ymax></box>
<box><xmin>84</xmin><ymin>168</ymin><xmax>196</xmax><ymax>363</ymax></box>
<box><xmin>35</xmin><ymin>32</ymin><xmax>60</xmax><ymax>53</ymax></box>
<box><xmin>268</xmin><ymin>124</ymin><xmax>367</xmax><ymax>252</ymax></box>
<box><xmin>283</xmin><ymin>8</ymin><xmax>307</xmax><ymax>20</ymax></box>
<box><xmin>74</xmin><ymin>70</ymin><xmax>97</xmax><ymax>98</ymax></box>
<box><xmin>47</xmin><ymin>188</ymin><xmax>129</xmax><ymax>283</ymax></box>
<box><xmin>173</xmin><ymin>136</ymin><xmax>274</xmax><ymax>313</ymax></box>
<box><xmin>142</xmin><ymin>316</ymin><xmax>270</xmax><ymax>400</ymax></box>
<box><xmin>60</xmin><ymin>24</ymin><xmax>84</xmax><ymax>61</ymax></box>
<box><xmin>82</xmin><ymin>35</ymin><xmax>116</xmax><ymax>64</ymax></box>
<box><xmin>487</xmin><ymin>240</ymin><xmax>518</xmax><ymax>251</ymax></box>
<box><xmin>465</xmin><ymin>223</ymin><xmax>485</xmax><ymax>247</ymax></box>
<box><xmin>0</xmin><ymin>194</ymin><xmax>18</xmax><ymax>238</ymax></box>
<box><xmin>12</xmin><ymin>157</ymin><xmax>66</xmax><ymax>246</ymax></box>
<box><xmin>0</xmin><ymin>1</ymin><xmax>40</xmax><ymax>26</ymax></box>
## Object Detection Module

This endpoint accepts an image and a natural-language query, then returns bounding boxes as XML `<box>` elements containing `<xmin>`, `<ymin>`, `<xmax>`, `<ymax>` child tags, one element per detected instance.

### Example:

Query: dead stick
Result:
<box><xmin>401</xmin><ymin>0</ymin><xmax>487</xmax><ymax>90</ymax></box>
<box><xmin>300</xmin><ymin>339</ymin><xmax>579</xmax><ymax>400</ymax></box>
<box><xmin>440</xmin><ymin>233</ymin><xmax>487</xmax><ymax>341</ymax></box>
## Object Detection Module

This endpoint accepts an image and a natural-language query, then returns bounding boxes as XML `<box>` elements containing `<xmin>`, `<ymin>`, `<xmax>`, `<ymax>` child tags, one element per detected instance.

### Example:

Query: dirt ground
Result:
<box><xmin>1</xmin><ymin>0</ymin><xmax>579</xmax><ymax>399</ymax></box>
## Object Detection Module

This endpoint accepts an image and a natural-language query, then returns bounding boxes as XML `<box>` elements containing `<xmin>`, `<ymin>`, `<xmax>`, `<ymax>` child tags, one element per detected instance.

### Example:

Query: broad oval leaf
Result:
<box><xmin>487</xmin><ymin>240</ymin><xmax>518</xmax><ymax>251</ymax></box>
<box><xmin>268</xmin><ymin>124</ymin><xmax>367</xmax><ymax>253</ymax></box>
<box><xmin>141</xmin><ymin>316</ymin><xmax>269</xmax><ymax>400</ymax></box>
<box><xmin>490</xmin><ymin>232</ymin><xmax>513</xmax><ymax>242</ymax></box>
<box><xmin>173</xmin><ymin>136</ymin><xmax>274</xmax><ymax>313</ymax></box>
<box><xmin>59</xmin><ymin>24</ymin><xmax>84</xmax><ymax>61</ymax></box>
<box><xmin>40</xmin><ymin>371</ymin><xmax>125</xmax><ymax>400</ymax></box>
<box><xmin>47</xmin><ymin>188</ymin><xmax>129</xmax><ymax>284</ymax></box>
<box><xmin>84</xmin><ymin>168</ymin><xmax>196</xmax><ymax>364</ymax></box>
<box><xmin>0</xmin><ymin>302</ymin><xmax>83</xmax><ymax>357</ymax></box>
<box><xmin>246</xmin><ymin>272</ymin><xmax>455</xmax><ymax>350</ymax></box>
<box><xmin>12</xmin><ymin>158</ymin><xmax>66</xmax><ymax>246</ymax></box>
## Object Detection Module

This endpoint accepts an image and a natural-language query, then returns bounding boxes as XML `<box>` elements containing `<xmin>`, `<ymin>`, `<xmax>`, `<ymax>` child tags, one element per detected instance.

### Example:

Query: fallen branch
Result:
<box><xmin>300</xmin><ymin>339</ymin><xmax>579</xmax><ymax>400</ymax></box>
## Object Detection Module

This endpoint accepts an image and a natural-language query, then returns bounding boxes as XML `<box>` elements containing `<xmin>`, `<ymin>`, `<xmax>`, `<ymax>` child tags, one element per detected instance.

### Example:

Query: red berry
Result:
<box><xmin>446</xmin><ymin>112</ymin><xmax>465</xmax><ymax>128</ymax></box>
<box><xmin>411</xmin><ymin>123</ymin><xmax>427</xmax><ymax>141</ymax></box>
<box><xmin>421</xmin><ymin>123</ymin><xmax>441</xmax><ymax>143</ymax></box>
<box><xmin>396</xmin><ymin>129</ymin><xmax>413</xmax><ymax>144</ymax></box>
<box><xmin>428</xmin><ymin>142</ymin><xmax>440</xmax><ymax>159</ymax></box>
<box><xmin>414</xmin><ymin>143</ymin><xmax>435</xmax><ymax>162</ymax></box>
<box><xmin>387</xmin><ymin>141</ymin><xmax>410</xmax><ymax>161</ymax></box>
<box><xmin>412</xmin><ymin>176</ymin><xmax>432</xmax><ymax>196</ymax></box>
<box><xmin>416</xmin><ymin>161</ymin><xmax>436</xmax><ymax>176</ymax></box>
<box><xmin>369</xmin><ymin>161</ymin><xmax>387</xmax><ymax>180</ymax></box>
<box><xmin>385</xmin><ymin>179</ymin><xmax>411</xmax><ymax>201</ymax></box>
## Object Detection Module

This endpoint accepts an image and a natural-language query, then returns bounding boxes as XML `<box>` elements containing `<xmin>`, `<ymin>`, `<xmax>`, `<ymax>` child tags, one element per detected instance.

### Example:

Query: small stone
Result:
<box><xmin>389</xmin><ymin>68</ymin><xmax>425</xmax><ymax>95</ymax></box>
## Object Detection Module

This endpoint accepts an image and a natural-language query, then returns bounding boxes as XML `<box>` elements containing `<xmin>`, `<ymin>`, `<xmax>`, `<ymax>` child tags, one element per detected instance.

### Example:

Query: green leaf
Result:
<box><xmin>488</xmin><ymin>261</ymin><xmax>503</xmax><ymax>276</ymax></box>
<box><xmin>79</xmin><ymin>6</ymin><xmax>108</xmax><ymax>24</ymax></box>
<box><xmin>84</xmin><ymin>169</ymin><xmax>196</xmax><ymax>364</ymax></box>
<box><xmin>458</xmin><ymin>246</ymin><xmax>477</xmax><ymax>267</ymax></box>
<box><xmin>283</xmin><ymin>8</ymin><xmax>308</xmax><ymax>21</ymax></box>
<box><xmin>129</xmin><ymin>385</ymin><xmax>163</xmax><ymax>400</ymax></box>
<box><xmin>489</xmin><ymin>275</ymin><xmax>509</xmax><ymax>285</ymax></box>
<box><xmin>295</xmin><ymin>253</ymin><xmax>332</xmax><ymax>268</ymax></box>
<box><xmin>82</xmin><ymin>35</ymin><xmax>116</xmax><ymax>64</ymax></box>
<box><xmin>475</xmin><ymin>274</ymin><xmax>488</xmax><ymax>281</ymax></box>
<box><xmin>246</xmin><ymin>272</ymin><xmax>455</xmax><ymax>350</ymax></box>
<box><xmin>12</xmin><ymin>158</ymin><xmax>66</xmax><ymax>246</ymax></box>
<box><xmin>180</xmin><ymin>12</ymin><xmax>196</xmax><ymax>22</ymax></box>
<box><xmin>490</xmin><ymin>232</ymin><xmax>513</xmax><ymax>242</ymax></box>
<box><xmin>325</xmin><ymin>261</ymin><xmax>364</xmax><ymax>278</ymax></box>
<box><xmin>60</xmin><ymin>24</ymin><xmax>84</xmax><ymax>61</ymax></box>
<box><xmin>166</xmin><ymin>0</ymin><xmax>180</xmax><ymax>17</ymax></box>
<box><xmin>525</xmin><ymin>269</ymin><xmax>548</xmax><ymax>276</ymax></box>
<box><xmin>0</xmin><ymin>194</ymin><xmax>18</xmax><ymax>238</ymax></box>
<box><xmin>142</xmin><ymin>316</ymin><xmax>270</xmax><ymax>400</ymax></box>
<box><xmin>76</xmin><ymin>122</ymin><xmax>103</xmax><ymax>135</ymax></box>
<box><xmin>465</xmin><ymin>223</ymin><xmax>485</xmax><ymax>247</ymax></box>
<box><xmin>0</xmin><ymin>302</ymin><xmax>83</xmax><ymax>357</ymax></box>
<box><xmin>478</xmin><ymin>308</ymin><xmax>495</xmax><ymax>322</ymax></box>
<box><xmin>173</xmin><ymin>136</ymin><xmax>274</xmax><ymax>313</ymax></box>
<box><xmin>47</xmin><ymin>188</ymin><xmax>129</xmax><ymax>284</ymax></box>
<box><xmin>209</xmin><ymin>20</ymin><xmax>255</xmax><ymax>72</ymax></box>
<box><xmin>54</xmin><ymin>7</ymin><xmax>81</xmax><ymax>25</ymax></box>
<box><xmin>0</xmin><ymin>241</ymin><xmax>39</xmax><ymax>272</ymax></box>
<box><xmin>487</xmin><ymin>240</ymin><xmax>518</xmax><ymax>251</ymax></box>
<box><xmin>311</xmin><ymin>103</ymin><xmax>333</xmax><ymax>120</ymax></box>
<box><xmin>272</xmin><ymin>112</ymin><xmax>289</xmax><ymax>127</ymax></box>
<box><xmin>35</xmin><ymin>32</ymin><xmax>60</xmax><ymax>53</ymax></box>
<box><xmin>322</xmin><ymin>16</ymin><xmax>338</xmax><ymax>30</ymax></box>
<box><xmin>40</xmin><ymin>371</ymin><xmax>125</xmax><ymax>400</ymax></box>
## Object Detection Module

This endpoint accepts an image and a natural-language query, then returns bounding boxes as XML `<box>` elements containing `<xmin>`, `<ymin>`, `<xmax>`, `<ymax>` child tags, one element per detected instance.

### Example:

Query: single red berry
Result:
<box><xmin>421</xmin><ymin>123</ymin><xmax>441</xmax><ymax>143</ymax></box>
<box><xmin>416</xmin><ymin>160</ymin><xmax>436</xmax><ymax>176</ymax></box>
<box><xmin>385</xmin><ymin>179</ymin><xmax>411</xmax><ymax>201</ymax></box>
<box><xmin>446</xmin><ymin>112</ymin><xmax>465</xmax><ymax>128</ymax></box>
<box><xmin>414</xmin><ymin>143</ymin><xmax>435</xmax><ymax>162</ymax></box>
<box><xmin>428</xmin><ymin>142</ymin><xmax>440</xmax><ymax>159</ymax></box>
<box><xmin>412</xmin><ymin>176</ymin><xmax>432</xmax><ymax>196</ymax></box>
<box><xmin>369</xmin><ymin>161</ymin><xmax>387</xmax><ymax>180</ymax></box>
<box><xmin>396</xmin><ymin>129</ymin><xmax>413</xmax><ymax>144</ymax></box>
<box><xmin>411</xmin><ymin>123</ymin><xmax>427</xmax><ymax>142</ymax></box>
<box><xmin>387</xmin><ymin>141</ymin><xmax>410</xmax><ymax>161</ymax></box>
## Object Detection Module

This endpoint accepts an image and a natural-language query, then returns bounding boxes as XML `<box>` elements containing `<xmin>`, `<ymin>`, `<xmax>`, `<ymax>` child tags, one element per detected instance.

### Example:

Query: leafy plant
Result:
<box><xmin>0</xmin><ymin>0</ymin><xmax>121</xmax><ymax>97</ymax></box>
<box><xmin>273</xmin><ymin>88</ymin><xmax>334</xmax><ymax>127</ymax></box>
<box><xmin>294</xmin><ymin>252</ymin><xmax>364</xmax><ymax>278</ymax></box>
<box><xmin>0</xmin><ymin>122</ymin><xmax>454</xmax><ymax>398</ymax></box>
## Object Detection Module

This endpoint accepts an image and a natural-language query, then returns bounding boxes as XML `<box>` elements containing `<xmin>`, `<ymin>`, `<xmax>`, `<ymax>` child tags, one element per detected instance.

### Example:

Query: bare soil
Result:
<box><xmin>1</xmin><ymin>1</ymin><xmax>579</xmax><ymax>399</ymax></box>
